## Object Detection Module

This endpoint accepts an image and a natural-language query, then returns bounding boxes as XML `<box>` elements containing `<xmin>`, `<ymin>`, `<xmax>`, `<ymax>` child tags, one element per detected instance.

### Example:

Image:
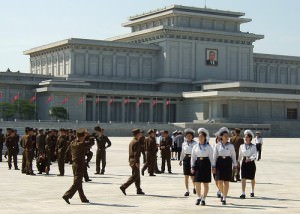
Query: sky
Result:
<box><xmin>0</xmin><ymin>0</ymin><xmax>299</xmax><ymax>73</ymax></box>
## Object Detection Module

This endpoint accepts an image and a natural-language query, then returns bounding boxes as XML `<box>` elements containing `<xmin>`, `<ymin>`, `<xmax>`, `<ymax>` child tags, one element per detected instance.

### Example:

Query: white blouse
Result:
<box><xmin>238</xmin><ymin>143</ymin><xmax>257</xmax><ymax>162</ymax></box>
<box><xmin>191</xmin><ymin>142</ymin><xmax>214</xmax><ymax>168</ymax></box>
<box><xmin>213</xmin><ymin>142</ymin><xmax>237</xmax><ymax>167</ymax></box>
<box><xmin>180</xmin><ymin>140</ymin><xmax>197</xmax><ymax>161</ymax></box>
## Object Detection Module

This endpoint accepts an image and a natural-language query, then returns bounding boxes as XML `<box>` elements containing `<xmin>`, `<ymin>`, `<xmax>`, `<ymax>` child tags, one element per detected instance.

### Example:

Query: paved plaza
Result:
<box><xmin>0</xmin><ymin>137</ymin><xmax>299</xmax><ymax>213</ymax></box>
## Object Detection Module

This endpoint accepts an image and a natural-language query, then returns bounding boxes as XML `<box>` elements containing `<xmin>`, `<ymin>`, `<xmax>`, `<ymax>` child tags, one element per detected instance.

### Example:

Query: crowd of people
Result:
<box><xmin>0</xmin><ymin>126</ymin><xmax>264</xmax><ymax>206</ymax></box>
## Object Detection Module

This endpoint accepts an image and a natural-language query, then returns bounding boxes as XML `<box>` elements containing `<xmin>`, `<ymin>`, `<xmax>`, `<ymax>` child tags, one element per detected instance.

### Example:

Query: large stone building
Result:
<box><xmin>1</xmin><ymin>5</ymin><xmax>300</xmax><ymax>129</ymax></box>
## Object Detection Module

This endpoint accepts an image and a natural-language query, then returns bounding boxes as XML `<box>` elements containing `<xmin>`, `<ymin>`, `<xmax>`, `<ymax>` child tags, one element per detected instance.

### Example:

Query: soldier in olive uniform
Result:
<box><xmin>20</xmin><ymin>127</ymin><xmax>30</xmax><ymax>173</ymax></box>
<box><xmin>45</xmin><ymin>130</ymin><xmax>56</xmax><ymax>173</ymax></box>
<box><xmin>6</xmin><ymin>128</ymin><xmax>19</xmax><ymax>170</ymax></box>
<box><xmin>141</xmin><ymin>129</ymin><xmax>157</xmax><ymax>176</ymax></box>
<box><xmin>0</xmin><ymin>128</ymin><xmax>5</xmax><ymax>162</ymax></box>
<box><xmin>24</xmin><ymin>128</ymin><xmax>35</xmax><ymax>175</ymax></box>
<box><xmin>36</xmin><ymin>129</ymin><xmax>46</xmax><ymax>156</ymax></box>
<box><xmin>160</xmin><ymin>130</ymin><xmax>172</xmax><ymax>174</ymax></box>
<box><xmin>230</xmin><ymin>128</ymin><xmax>244</xmax><ymax>182</ymax></box>
<box><xmin>94</xmin><ymin>126</ymin><xmax>111</xmax><ymax>175</ymax></box>
<box><xmin>62</xmin><ymin>128</ymin><xmax>94</xmax><ymax>204</ymax></box>
<box><xmin>120</xmin><ymin>129</ymin><xmax>145</xmax><ymax>195</ymax></box>
<box><xmin>56</xmin><ymin>128</ymin><xmax>69</xmax><ymax>176</ymax></box>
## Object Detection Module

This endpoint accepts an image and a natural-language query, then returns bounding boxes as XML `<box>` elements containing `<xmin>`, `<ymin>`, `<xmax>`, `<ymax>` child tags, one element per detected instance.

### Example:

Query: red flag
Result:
<box><xmin>108</xmin><ymin>98</ymin><xmax>114</xmax><ymax>106</ymax></box>
<box><xmin>0</xmin><ymin>92</ymin><xmax>3</xmax><ymax>99</ymax></box>
<box><xmin>95</xmin><ymin>97</ymin><xmax>101</xmax><ymax>104</ymax></box>
<box><xmin>152</xmin><ymin>100</ymin><xmax>158</xmax><ymax>108</ymax></box>
<box><xmin>165</xmin><ymin>99</ymin><xmax>171</xmax><ymax>108</ymax></box>
<box><xmin>11</xmin><ymin>93</ymin><xmax>20</xmax><ymax>103</ymax></box>
<box><xmin>78</xmin><ymin>96</ymin><xmax>84</xmax><ymax>105</ymax></box>
<box><xmin>62</xmin><ymin>96</ymin><xmax>68</xmax><ymax>105</ymax></box>
<box><xmin>123</xmin><ymin>98</ymin><xmax>129</xmax><ymax>105</ymax></box>
<box><xmin>137</xmin><ymin>98</ymin><xmax>143</xmax><ymax>107</ymax></box>
<box><xmin>29</xmin><ymin>95</ymin><xmax>37</xmax><ymax>103</ymax></box>
<box><xmin>46</xmin><ymin>95</ymin><xmax>53</xmax><ymax>104</ymax></box>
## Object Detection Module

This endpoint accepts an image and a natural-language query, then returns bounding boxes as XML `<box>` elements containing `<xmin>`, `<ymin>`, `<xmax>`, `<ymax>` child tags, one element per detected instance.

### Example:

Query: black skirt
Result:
<box><xmin>183</xmin><ymin>156</ymin><xmax>193</xmax><ymax>176</ymax></box>
<box><xmin>215</xmin><ymin>156</ymin><xmax>232</xmax><ymax>181</ymax></box>
<box><xmin>194</xmin><ymin>157</ymin><xmax>211</xmax><ymax>183</ymax></box>
<box><xmin>241</xmin><ymin>159</ymin><xmax>256</xmax><ymax>180</ymax></box>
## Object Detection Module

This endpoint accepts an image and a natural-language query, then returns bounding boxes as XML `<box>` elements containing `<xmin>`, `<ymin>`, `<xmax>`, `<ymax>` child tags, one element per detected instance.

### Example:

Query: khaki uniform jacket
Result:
<box><xmin>128</xmin><ymin>137</ymin><xmax>141</xmax><ymax>166</ymax></box>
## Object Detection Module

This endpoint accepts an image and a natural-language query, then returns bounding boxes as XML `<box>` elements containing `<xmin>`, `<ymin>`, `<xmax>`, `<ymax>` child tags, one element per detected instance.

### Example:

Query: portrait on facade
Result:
<box><xmin>206</xmin><ymin>48</ymin><xmax>218</xmax><ymax>66</ymax></box>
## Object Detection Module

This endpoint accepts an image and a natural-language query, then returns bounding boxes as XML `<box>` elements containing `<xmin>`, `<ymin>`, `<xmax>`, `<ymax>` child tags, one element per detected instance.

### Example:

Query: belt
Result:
<box><xmin>219</xmin><ymin>156</ymin><xmax>230</xmax><ymax>159</ymax></box>
<box><xmin>185</xmin><ymin>154</ymin><xmax>191</xmax><ymax>157</ymax></box>
<box><xmin>197</xmin><ymin>157</ymin><xmax>208</xmax><ymax>160</ymax></box>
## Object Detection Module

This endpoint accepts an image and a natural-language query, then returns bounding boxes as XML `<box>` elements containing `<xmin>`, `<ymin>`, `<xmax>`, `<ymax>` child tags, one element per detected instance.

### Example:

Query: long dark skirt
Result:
<box><xmin>183</xmin><ymin>156</ymin><xmax>193</xmax><ymax>176</ymax></box>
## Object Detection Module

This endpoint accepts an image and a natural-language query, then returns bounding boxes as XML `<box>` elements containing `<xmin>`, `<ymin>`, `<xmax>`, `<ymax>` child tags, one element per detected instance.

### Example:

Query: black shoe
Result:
<box><xmin>100</xmin><ymin>172</ymin><xmax>104</xmax><ymax>175</ymax></box>
<box><xmin>94</xmin><ymin>172</ymin><xmax>100</xmax><ymax>175</ymax></box>
<box><xmin>250</xmin><ymin>193</ymin><xmax>254</xmax><ymax>197</ymax></box>
<box><xmin>184</xmin><ymin>192</ymin><xmax>189</xmax><ymax>197</ymax></box>
<box><xmin>193</xmin><ymin>188</ymin><xmax>196</xmax><ymax>194</ymax></box>
<box><xmin>38</xmin><ymin>172</ymin><xmax>42</xmax><ymax>174</ymax></box>
<box><xmin>57</xmin><ymin>174</ymin><xmax>64</xmax><ymax>176</ymax></box>
<box><xmin>240</xmin><ymin>194</ymin><xmax>246</xmax><ymax>199</ymax></box>
<box><xmin>120</xmin><ymin>186</ymin><xmax>126</xmax><ymax>195</ymax></box>
<box><xmin>82</xmin><ymin>199</ymin><xmax>89</xmax><ymax>203</ymax></box>
<box><xmin>15</xmin><ymin>168</ymin><xmax>20</xmax><ymax>170</ymax></box>
<box><xmin>230</xmin><ymin>179</ymin><xmax>236</xmax><ymax>182</ymax></box>
<box><xmin>155</xmin><ymin>171</ymin><xmax>161</xmax><ymax>174</ymax></box>
<box><xmin>201</xmin><ymin>200</ymin><xmax>206</xmax><ymax>206</ymax></box>
<box><xmin>217</xmin><ymin>192</ymin><xmax>221</xmax><ymax>198</ymax></box>
<box><xmin>137</xmin><ymin>191</ymin><xmax>145</xmax><ymax>195</ymax></box>
<box><xmin>149</xmin><ymin>174</ymin><xmax>156</xmax><ymax>176</ymax></box>
<box><xmin>168</xmin><ymin>171</ymin><xmax>172</xmax><ymax>174</ymax></box>
<box><xmin>220</xmin><ymin>197</ymin><xmax>224</xmax><ymax>202</ymax></box>
<box><xmin>236</xmin><ymin>177</ymin><xmax>241</xmax><ymax>182</ymax></box>
<box><xmin>161</xmin><ymin>171</ymin><xmax>164</xmax><ymax>174</ymax></box>
<box><xmin>141</xmin><ymin>170</ymin><xmax>144</xmax><ymax>176</ymax></box>
<box><xmin>85</xmin><ymin>179</ymin><xmax>92</xmax><ymax>182</ymax></box>
<box><xmin>195</xmin><ymin>199</ymin><xmax>201</xmax><ymax>205</ymax></box>
<box><xmin>30</xmin><ymin>173</ymin><xmax>36</xmax><ymax>176</ymax></box>
<box><xmin>222</xmin><ymin>200</ymin><xmax>226</xmax><ymax>205</ymax></box>
<box><xmin>62</xmin><ymin>196</ymin><xmax>70</xmax><ymax>204</ymax></box>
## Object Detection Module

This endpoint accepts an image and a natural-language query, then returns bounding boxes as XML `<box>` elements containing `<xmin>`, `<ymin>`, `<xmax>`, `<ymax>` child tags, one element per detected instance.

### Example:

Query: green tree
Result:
<box><xmin>19</xmin><ymin>100</ymin><xmax>36</xmax><ymax>120</ymax></box>
<box><xmin>49</xmin><ymin>106</ymin><xmax>68</xmax><ymax>120</ymax></box>
<box><xmin>0</xmin><ymin>102</ymin><xmax>17</xmax><ymax>120</ymax></box>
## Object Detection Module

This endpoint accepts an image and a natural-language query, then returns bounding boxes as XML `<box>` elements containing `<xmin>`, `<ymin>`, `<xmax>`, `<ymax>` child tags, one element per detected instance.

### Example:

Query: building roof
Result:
<box><xmin>23</xmin><ymin>38</ymin><xmax>161</xmax><ymax>55</ymax></box>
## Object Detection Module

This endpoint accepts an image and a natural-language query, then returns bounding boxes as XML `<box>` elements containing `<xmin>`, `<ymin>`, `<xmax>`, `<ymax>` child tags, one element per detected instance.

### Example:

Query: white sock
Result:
<box><xmin>242</xmin><ymin>191</ymin><xmax>245</xmax><ymax>195</ymax></box>
<box><xmin>198</xmin><ymin>196</ymin><xmax>202</xmax><ymax>200</ymax></box>
<box><xmin>202</xmin><ymin>197</ymin><xmax>206</xmax><ymax>201</ymax></box>
<box><xmin>223</xmin><ymin>196</ymin><xmax>226</xmax><ymax>201</ymax></box>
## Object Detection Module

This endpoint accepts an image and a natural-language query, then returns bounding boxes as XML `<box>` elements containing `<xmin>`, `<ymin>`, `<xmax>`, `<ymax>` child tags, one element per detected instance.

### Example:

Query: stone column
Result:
<box><xmin>98</xmin><ymin>51</ymin><xmax>103</xmax><ymax>76</ymax></box>
<box><xmin>85</xmin><ymin>51</ymin><xmax>89</xmax><ymax>76</ymax></box>
<box><xmin>121</xmin><ymin>97</ymin><xmax>125</xmax><ymax>122</ymax></box>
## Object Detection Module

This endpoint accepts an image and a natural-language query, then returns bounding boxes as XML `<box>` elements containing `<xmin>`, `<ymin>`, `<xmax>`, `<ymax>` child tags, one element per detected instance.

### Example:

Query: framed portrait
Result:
<box><xmin>205</xmin><ymin>48</ymin><xmax>218</xmax><ymax>66</ymax></box>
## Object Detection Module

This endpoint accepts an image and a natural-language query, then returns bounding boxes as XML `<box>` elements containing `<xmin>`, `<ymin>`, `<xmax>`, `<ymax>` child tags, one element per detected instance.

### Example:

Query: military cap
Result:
<box><xmin>6</xmin><ymin>128</ymin><xmax>13</xmax><ymax>132</ymax></box>
<box><xmin>25</xmin><ymin>127</ymin><xmax>30</xmax><ymax>132</ymax></box>
<box><xmin>147</xmin><ymin>129</ymin><xmax>154</xmax><ymax>134</ymax></box>
<box><xmin>244</xmin><ymin>129</ymin><xmax>254</xmax><ymax>139</ymax></box>
<box><xmin>28</xmin><ymin>128</ymin><xmax>34</xmax><ymax>132</ymax></box>
<box><xmin>184</xmin><ymin>128</ymin><xmax>195</xmax><ymax>136</ymax></box>
<box><xmin>76</xmin><ymin>128</ymin><xmax>86</xmax><ymax>136</ymax></box>
<box><xmin>59</xmin><ymin>128</ymin><xmax>65</xmax><ymax>132</ymax></box>
<box><xmin>94</xmin><ymin>126</ymin><xmax>101</xmax><ymax>131</ymax></box>
<box><xmin>131</xmin><ymin>128</ymin><xmax>141</xmax><ymax>135</ymax></box>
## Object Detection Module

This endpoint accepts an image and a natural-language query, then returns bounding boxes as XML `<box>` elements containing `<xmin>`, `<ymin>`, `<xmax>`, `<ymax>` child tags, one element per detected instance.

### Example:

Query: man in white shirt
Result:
<box><xmin>254</xmin><ymin>132</ymin><xmax>263</xmax><ymax>161</ymax></box>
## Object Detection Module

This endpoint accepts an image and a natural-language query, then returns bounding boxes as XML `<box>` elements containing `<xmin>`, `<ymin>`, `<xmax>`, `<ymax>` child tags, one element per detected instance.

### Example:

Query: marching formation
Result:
<box><xmin>0</xmin><ymin>126</ymin><xmax>264</xmax><ymax>206</ymax></box>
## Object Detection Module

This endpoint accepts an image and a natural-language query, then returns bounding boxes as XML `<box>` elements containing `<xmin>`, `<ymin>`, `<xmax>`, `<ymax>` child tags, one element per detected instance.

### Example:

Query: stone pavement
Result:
<box><xmin>0</xmin><ymin>137</ymin><xmax>299</xmax><ymax>214</ymax></box>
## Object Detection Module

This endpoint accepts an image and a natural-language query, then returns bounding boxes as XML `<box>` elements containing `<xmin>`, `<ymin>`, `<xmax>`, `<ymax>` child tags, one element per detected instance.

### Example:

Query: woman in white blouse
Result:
<box><xmin>191</xmin><ymin>128</ymin><xmax>214</xmax><ymax>206</ymax></box>
<box><xmin>213</xmin><ymin>127</ymin><xmax>237</xmax><ymax>205</ymax></box>
<box><xmin>179</xmin><ymin>128</ymin><xmax>197</xmax><ymax>197</ymax></box>
<box><xmin>239</xmin><ymin>129</ymin><xmax>257</xmax><ymax>199</ymax></box>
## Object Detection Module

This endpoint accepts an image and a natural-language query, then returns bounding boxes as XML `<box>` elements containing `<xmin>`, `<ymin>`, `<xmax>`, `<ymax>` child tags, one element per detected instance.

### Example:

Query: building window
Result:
<box><xmin>287</xmin><ymin>108</ymin><xmax>298</xmax><ymax>120</ymax></box>
<box><xmin>222</xmin><ymin>104</ymin><xmax>228</xmax><ymax>118</ymax></box>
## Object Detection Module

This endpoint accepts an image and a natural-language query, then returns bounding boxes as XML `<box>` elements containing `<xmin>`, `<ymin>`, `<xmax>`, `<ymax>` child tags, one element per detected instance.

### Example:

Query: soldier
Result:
<box><xmin>65</xmin><ymin>129</ymin><xmax>75</xmax><ymax>164</ymax></box>
<box><xmin>6</xmin><ymin>128</ymin><xmax>19</xmax><ymax>170</ymax></box>
<box><xmin>120</xmin><ymin>128</ymin><xmax>145</xmax><ymax>196</ymax></box>
<box><xmin>20</xmin><ymin>127</ymin><xmax>29</xmax><ymax>173</ymax></box>
<box><xmin>36</xmin><ymin>129</ymin><xmax>46</xmax><ymax>156</ymax></box>
<box><xmin>84</xmin><ymin>148</ymin><xmax>94</xmax><ymax>182</ymax></box>
<box><xmin>171</xmin><ymin>130</ymin><xmax>178</xmax><ymax>160</ymax></box>
<box><xmin>56</xmin><ymin>128</ymin><xmax>68</xmax><ymax>176</ymax></box>
<box><xmin>36</xmin><ymin>152</ymin><xmax>49</xmax><ymax>175</ymax></box>
<box><xmin>141</xmin><ymin>129</ymin><xmax>157</xmax><ymax>176</ymax></box>
<box><xmin>140</xmin><ymin>131</ymin><xmax>146</xmax><ymax>164</ymax></box>
<box><xmin>230</xmin><ymin>128</ymin><xmax>244</xmax><ymax>182</ymax></box>
<box><xmin>62</xmin><ymin>128</ymin><xmax>94</xmax><ymax>204</ymax></box>
<box><xmin>24</xmin><ymin>128</ymin><xmax>36</xmax><ymax>175</ymax></box>
<box><xmin>160</xmin><ymin>130</ymin><xmax>172</xmax><ymax>174</ymax></box>
<box><xmin>0</xmin><ymin>128</ymin><xmax>5</xmax><ymax>162</ymax></box>
<box><xmin>45</xmin><ymin>129</ymin><xmax>56</xmax><ymax>173</ymax></box>
<box><xmin>94</xmin><ymin>126</ymin><xmax>111</xmax><ymax>175</ymax></box>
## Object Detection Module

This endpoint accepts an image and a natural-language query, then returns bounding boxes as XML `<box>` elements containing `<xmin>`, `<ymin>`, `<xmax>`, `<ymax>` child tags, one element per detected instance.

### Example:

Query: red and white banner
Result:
<box><xmin>29</xmin><ymin>95</ymin><xmax>37</xmax><ymax>103</ymax></box>
<box><xmin>62</xmin><ymin>96</ymin><xmax>68</xmax><ymax>105</ymax></box>
<box><xmin>78</xmin><ymin>96</ymin><xmax>85</xmax><ymax>105</ymax></box>
<box><xmin>137</xmin><ymin>98</ymin><xmax>143</xmax><ymax>107</ymax></box>
<box><xmin>46</xmin><ymin>95</ymin><xmax>53</xmax><ymax>104</ymax></box>
<box><xmin>108</xmin><ymin>98</ymin><xmax>114</xmax><ymax>106</ymax></box>
<box><xmin>11</xmin><ymin>93</ymin><xmax>20</xmax><ymax>103</ymax></box>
